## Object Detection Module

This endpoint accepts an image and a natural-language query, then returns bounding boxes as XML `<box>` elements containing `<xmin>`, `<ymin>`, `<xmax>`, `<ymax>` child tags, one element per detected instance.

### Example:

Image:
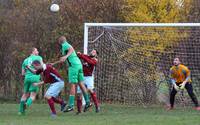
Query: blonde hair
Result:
<box><xmin>58</xmin><ymin>36</ymin><xmax>66</xmax><ymax>44</ymax></box>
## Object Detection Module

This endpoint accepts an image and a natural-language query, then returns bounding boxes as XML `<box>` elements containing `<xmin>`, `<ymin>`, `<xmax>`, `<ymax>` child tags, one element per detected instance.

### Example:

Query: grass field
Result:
<box><xmin>0</xmin><ymin>103</ymin><xmax>200</xmax><ymax>125</ymax></box>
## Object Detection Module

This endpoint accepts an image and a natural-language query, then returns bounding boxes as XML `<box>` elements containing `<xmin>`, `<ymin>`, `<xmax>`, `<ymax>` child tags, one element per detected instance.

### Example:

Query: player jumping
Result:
<box><xmin>76</xmin><ymin>49</ymin><xmax>100</xmax><ymax>114</ymax></box>
<box><xmin>51</xmin><ymin>36</ymin><xmax>91</xmax><ymax>112</ymax></box>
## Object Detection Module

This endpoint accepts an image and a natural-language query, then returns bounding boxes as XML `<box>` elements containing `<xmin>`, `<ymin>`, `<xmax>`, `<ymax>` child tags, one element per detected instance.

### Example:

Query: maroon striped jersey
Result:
<box><xmin>37</xmin><ymin>64</ymin><xmax>63</xmax><ymax>84</ymax></box>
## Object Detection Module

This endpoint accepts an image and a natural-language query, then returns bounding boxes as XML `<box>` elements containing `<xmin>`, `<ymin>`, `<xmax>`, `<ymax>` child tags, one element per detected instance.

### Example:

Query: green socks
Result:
<box><xmin>19</xmin><ymin>100</ymin><xmax>25</xmax><ymax>113</ymax></box>
<box><xmin>68</xmin><ymin>95</ymin><xmax>75</xmax><ymax>108</ymax></box>
<box><xmin>26</xmin><ymin>98</ymin><xmax>33</xmax><ymax>107</ymax></box>
<box><xmin>83</xmin><ymin>93</ymin><xmax>90</xmax><ymax>105</ymax></box>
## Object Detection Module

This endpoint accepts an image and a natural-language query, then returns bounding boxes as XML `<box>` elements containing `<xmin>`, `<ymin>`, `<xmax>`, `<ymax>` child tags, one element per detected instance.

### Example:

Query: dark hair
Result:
<box><xmin>30</xmin><ymin>47</ymin><xmax>36</xmax><ymax>53</ymax></box>
<box><xmin>32</xmin><ymin>60</ymin><xmax>41</xmax><ymax>66</ymax></box>
<box><xmin>93</xmin><ymin>49</ymin><xmax>99</xmax><ymax>55</ymax></box>
<box><xmin>96</xmin><ymin>50</ymin><xmax>99</xmax><ymax>55</ymax></box>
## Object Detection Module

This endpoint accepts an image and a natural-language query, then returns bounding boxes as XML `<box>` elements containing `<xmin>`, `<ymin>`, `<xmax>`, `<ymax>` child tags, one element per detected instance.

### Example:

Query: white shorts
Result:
<box><xmin>77</xmin><ymin>76</ymin><xmax>94</xmax><ymax>93</ymax></box>
<box><xmin>45</xmin><ymin>81</ymin><xmax>64</xmax><ymax>97</ymax></box>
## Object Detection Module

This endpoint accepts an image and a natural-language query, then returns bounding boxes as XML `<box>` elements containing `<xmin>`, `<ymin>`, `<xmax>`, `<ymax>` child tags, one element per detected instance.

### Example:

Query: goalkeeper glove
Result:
<box><xmin>179</xmin><ymin>81</ymin><xmax>186</xmax><ymax>90</ymax></box>
<box><xmin>173</xmin><ymin>84</ymin><xmax>180</xmax><ymax>91</ymax></box>
<box><xmin>171</xmin><ymin>79</ymin><xmax>179</xmax><ymax>91</ymax></box>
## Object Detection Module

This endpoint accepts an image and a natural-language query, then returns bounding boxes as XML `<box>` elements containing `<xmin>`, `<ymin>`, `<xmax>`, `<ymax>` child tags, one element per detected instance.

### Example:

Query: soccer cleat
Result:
<box><xmin>83</xmin><ymin>103</ymin><xmax>92</xmax><ymax>112</ymax></box>
<box><xmin>164</xmin><ymin>104</ymin><xmax>174</xmax><ymax>111</ymax></box>
<box><xmin>60</xmin><ymin>103</ymin><xmax>66</xmax><ymax>112</ymax></box>
<box><xmin>166</xmin><ymin>106</ymin><xmax>174</xmax><ymax>111</ymax></box>
<box><xmin>76</xmin><ymin>111</ymin><xmax>81</xmax><ymax>115</ymax></box>
<box><xmin>18</xmin><ymin>112</ymin><xmax>25</xmax><ymax>116</ymax></box>
<box><xmin>194</xmin><ymin>106</ymin><xmax>200</xmax><ymax>111</ymax></box>
<box><xmin>63</xmin><ymin>106</ymin><xmax>74</xmax><ymax>112</ymax></box>
<box><xmin>95</xmin><ymin>106</ymin><xmax>100</xmax><ymax>113</ymax></box>
<box><xmin>18</xmin><ymin>104</ymin><xmax>26</xmax><ymax>116</ymax></box>
<box><xmin>51</xmin><ymin>113</ymin><xmax>57</xmax><ymax>118</ymax></box>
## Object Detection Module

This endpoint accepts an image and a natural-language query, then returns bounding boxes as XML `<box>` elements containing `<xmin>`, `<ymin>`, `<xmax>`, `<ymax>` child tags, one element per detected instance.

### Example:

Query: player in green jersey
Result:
<box><xmin>18</xmin><ymin>47</ymin><xmax>43</xmax><ymax>115</ymax></box>
<box><xmin>52</xmin><ymin>36</ymin><xmax>91</xmax><ymax>112</ymax></box>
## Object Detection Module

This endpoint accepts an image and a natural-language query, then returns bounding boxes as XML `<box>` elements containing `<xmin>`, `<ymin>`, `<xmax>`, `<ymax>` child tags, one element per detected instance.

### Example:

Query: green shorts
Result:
<box><xmin>24</xmin><ymin>75</ymin><xmax>40</xmax><ymax>93</ymax></box>
<box><xmin>68</xmin><ymin>65</ymin><xmax>84</xmax><ymax>84</ymax></box>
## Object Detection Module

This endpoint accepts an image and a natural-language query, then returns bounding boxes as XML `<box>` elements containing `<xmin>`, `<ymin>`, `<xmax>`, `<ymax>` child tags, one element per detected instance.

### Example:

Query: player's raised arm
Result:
<box><xmin>50</xmin><ymin>60</ymin><xmax>63</xmax><ymax>66</ymax></box>
<box><xmin>60</xmin><ymin>47</ymin><xmax>74</xmax><ymax>62</ymax></box>
<box><xmin>78</xmin><ymin>53</ymin><xmax>97</xmax><ymax>65</ymax></box>
<box><xmin>77</xmin><ymin>50</ymin><xmax>98</xmax><ymax>65</ymax></box>
<box><xmin>33</xmin><ymin>81</ymin><xmax>44</xmax><ymax>87</ymax></box>
<box><xmin>50</xmin><ymin>47</ymin><xmax>74</xmax><ymax>66</ymax></box>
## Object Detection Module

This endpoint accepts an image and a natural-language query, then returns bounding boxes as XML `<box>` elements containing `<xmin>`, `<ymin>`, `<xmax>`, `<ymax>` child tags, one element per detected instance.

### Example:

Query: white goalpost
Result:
<box><xmin>84</xmin><ymin>23</ymin><xmax>200</xmax><ymax>106</ymax></box>
<box><xmin>84</xmin><ymin>23</ymin><xmax>200</xmax><ymax>54</ymax></box>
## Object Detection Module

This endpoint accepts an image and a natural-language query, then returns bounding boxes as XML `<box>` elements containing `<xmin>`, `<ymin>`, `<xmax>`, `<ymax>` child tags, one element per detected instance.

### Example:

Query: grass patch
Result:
<box><xmin>0</xmin><ymin>104</ymin><xmax>200</xmax><ymax>125</ymax></box>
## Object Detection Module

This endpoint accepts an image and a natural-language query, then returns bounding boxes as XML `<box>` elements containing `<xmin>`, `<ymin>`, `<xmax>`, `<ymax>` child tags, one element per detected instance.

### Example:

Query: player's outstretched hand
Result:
<box><xmin>60</xmin><ymin>57</ymin><xmax>66</xmax><ymax>62</ymax></box>
<box><xmin>33</xmin><ymin>83</ymin><xmax>38</xmax><ymax>86</ymax></box>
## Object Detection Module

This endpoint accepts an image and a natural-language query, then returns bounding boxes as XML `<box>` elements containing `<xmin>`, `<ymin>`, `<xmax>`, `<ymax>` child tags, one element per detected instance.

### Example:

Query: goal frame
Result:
<box><xmin>84</xmin><ymin>23</ymin><xmax>200</xmax><ymax>54</ymax></box>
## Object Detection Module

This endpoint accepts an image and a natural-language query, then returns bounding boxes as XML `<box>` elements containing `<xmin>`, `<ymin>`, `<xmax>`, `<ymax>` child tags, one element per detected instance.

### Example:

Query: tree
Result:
<box><xmin>118</xmin><ymin>0</ymin><xmax>192</xmax><ymax>104</ymax></box>
<box><xmin>0</xmin><ymin>0</ymin><xmax>124</xmax><ymax>101</ymax></box>
<box><xmin>121</xmin><ymin>0</ymin><xmax>191</xmax><ymax>23</ymax></box>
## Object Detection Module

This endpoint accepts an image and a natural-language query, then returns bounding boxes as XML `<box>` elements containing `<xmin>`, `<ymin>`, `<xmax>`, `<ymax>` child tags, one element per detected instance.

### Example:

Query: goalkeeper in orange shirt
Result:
<box><xmin>168</xmin><ymin>57</ymin><xmax>200</xmax><ymax>110</ymax></box>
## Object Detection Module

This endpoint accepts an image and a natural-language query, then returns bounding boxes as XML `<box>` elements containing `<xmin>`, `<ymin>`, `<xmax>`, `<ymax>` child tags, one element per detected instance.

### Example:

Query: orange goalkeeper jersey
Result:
<box><xmin>170</xmin><ymin>64</ymin><xmax>191</xmax><ymax>84</ymax></box>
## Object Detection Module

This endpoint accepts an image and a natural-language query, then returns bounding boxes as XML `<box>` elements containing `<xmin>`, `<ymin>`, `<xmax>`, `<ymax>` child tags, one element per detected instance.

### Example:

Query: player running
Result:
<box><xmin>28</xmin><ymin>60</ymin><xmax>66</xmax><ymax>117</ymax></box>
<box><xmin>51</xmin><ymin>36</ymin><xmax>91</xmax><ymax>112</ymax></box>
<box><xmin>168</xmin><ymin>57</ymin><xmax>200</xmax><ymax>110</ymax></box>
<box><xmin>76</xmin><ymin>50</ymin><xmax>100</xmax><ymax>114</ymax></box>
<box><xmin>18</xmin><ymin>47</ymin><xmax>43</xmax><ymax>115</ymax></box>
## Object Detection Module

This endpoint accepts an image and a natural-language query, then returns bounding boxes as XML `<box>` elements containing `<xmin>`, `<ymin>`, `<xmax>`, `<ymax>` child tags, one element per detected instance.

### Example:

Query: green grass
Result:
<box><xmin>0</xmin><ymin>104</ymin><xmax>200</xmax><ymax>125</ymax></box>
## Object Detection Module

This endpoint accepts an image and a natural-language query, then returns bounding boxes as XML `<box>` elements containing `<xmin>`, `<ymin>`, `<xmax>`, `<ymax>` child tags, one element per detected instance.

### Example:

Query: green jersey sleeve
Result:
<box><xmin>38</xmin><ymin>56</ymin><xmax>42</xmax><ymax>61</ymax></box>
<box><xmin>22</xmin><ymin>59</ymin><xmax>28</xmax><ymax>70</ymax></box>
<box><xmin>61</xmin><ymin>41</ymin><xmax>72</xmax><ymax>55</ymax></box>
<box><xmin>22</xmin><ymin>61</ymin><xmax>26</xmax><ymax>70</ymax></box>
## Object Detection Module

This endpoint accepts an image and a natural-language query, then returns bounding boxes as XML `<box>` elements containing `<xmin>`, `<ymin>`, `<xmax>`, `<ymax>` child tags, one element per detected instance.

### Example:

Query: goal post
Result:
<box><xmin>84</xmin><ymin>23</ymin><xmax>200</xmax><ymax>106</ymax></box>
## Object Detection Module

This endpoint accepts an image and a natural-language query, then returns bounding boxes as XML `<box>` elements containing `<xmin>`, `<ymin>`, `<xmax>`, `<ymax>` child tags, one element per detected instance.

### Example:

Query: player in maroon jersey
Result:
<box><xmin>28</xmin><ymin>60</ymin><xmax>66</xmax><ymax>117</ymax></box>
<box><xmin>76</xmin><ymin>49</ymin><xmax>100</xmax><ymax>113</ymax></box>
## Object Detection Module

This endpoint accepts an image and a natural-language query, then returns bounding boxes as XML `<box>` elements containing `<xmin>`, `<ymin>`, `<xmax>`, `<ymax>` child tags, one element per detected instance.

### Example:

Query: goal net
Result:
<box><xmin>84</xmin><ymin>23</ymin><xmax>200</xmax><ymax>107</ymax></box>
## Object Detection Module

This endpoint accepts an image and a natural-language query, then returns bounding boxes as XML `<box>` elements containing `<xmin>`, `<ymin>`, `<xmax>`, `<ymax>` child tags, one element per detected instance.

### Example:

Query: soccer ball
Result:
<box><xmin>50</xmin><ymin>4</ymin><xmax>60</xmax><ymax>12</ymax></box>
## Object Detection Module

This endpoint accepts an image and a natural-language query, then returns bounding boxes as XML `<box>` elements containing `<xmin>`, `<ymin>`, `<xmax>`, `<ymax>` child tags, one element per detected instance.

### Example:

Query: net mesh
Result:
<box><xmin>86</xmin><ymin>25</ymin><xmax>200</xmax><ymax>107</ymax></box>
